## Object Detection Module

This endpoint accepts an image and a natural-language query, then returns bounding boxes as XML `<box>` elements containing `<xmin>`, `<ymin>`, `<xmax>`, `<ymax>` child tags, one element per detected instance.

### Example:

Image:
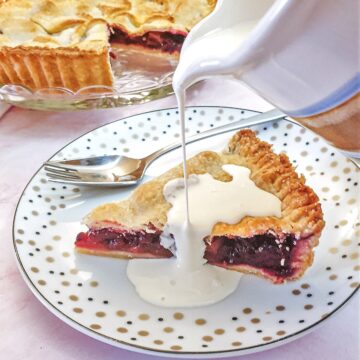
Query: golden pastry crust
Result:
<box><xmin>0</xmin><ymin>0</ymin><xmax>216</xmax><ymax>91</ymax></box>
<box><xmin>86</xmin><ymin>130</ymin><xmax>324</xmax><ymax>240</ymax></box>
<box><xmin>218</xmin><ymin>130</ymin><xmax>324</xmax><ymax>238</ymax></box>
<box><xmin>76</xmin><ymin>247</ymin><xmax>159</xmax><ymax>259</ymax></box>
<box><xmin>0</xmin><ymin>45</ymin><xmax>113</xmax><ymax>91</ymax></box>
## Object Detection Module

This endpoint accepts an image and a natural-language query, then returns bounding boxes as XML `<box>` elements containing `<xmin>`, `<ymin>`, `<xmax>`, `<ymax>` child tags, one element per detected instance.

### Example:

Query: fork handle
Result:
<box><xmin>145</xmin><ymin>108</ymin><xmax>288</xmax><ymax>165</ymax></box>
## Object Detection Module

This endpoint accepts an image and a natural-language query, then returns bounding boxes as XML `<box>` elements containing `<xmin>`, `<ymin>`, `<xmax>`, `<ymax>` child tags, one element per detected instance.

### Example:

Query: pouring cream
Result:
<box><xmin>127</xmin><ymin>0</ymin><xmax>359</xmax><ymax>306</ymax></box>
<box><xmin>127</xmin><ymin>0</ymin><xmax>280</xmax><ymax>307</ymax></box>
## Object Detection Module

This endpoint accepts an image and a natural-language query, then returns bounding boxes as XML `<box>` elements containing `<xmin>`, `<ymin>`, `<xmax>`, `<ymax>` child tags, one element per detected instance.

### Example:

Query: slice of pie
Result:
<box><xmin>0</xmin><ymin>0</ymin><xmax>216</xmax><ymax>91</ymax></box>
<box><xmin>75</xmin><ymin>130</ymin><xmax>325</xmax><ymax>284</ymax></box>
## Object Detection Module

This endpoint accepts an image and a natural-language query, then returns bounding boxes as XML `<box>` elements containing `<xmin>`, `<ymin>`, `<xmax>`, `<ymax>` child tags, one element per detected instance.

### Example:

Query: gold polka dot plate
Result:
<box><xmin>13</xmin><ymin>107</ymin><xmax>359</xmax><ymax>357</ymax></box>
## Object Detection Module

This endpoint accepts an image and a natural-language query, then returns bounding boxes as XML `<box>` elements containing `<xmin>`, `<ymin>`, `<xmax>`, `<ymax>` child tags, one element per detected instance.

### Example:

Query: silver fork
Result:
<box><xmin>44</xmin><ymin>109</ymin><xmax>287</xmax><ymax>187</ymax></box>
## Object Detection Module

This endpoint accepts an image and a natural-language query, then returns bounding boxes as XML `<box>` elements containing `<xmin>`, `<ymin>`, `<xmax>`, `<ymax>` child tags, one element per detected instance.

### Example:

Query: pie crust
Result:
<box><xmin>76</xmin><ymin>130</ymin><xmax>325</xmax><ymax>284</ymax></box>
<box><xmin>0</xmin><ymin>0</ymin><xmax>216</xmax><ymax>91</ymax></box>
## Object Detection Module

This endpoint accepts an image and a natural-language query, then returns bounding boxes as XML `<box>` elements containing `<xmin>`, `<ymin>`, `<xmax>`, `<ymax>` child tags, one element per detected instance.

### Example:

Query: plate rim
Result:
<box><xmin>12</xmin><ymin>106</ymin><xmax>359</xmax><ymax>357</ymax></box>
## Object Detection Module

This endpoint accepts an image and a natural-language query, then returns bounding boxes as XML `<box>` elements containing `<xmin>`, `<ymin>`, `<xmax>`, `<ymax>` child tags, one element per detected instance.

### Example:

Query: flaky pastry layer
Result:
<box><xmin>0</xmin><ymin>45</ymin><xmax>113</xmax><ymax>91</ymax></box>
<box><xmin>85</xmin><ymin>129</ymin><xmax>324</xmax><ymax>240</ymax></box>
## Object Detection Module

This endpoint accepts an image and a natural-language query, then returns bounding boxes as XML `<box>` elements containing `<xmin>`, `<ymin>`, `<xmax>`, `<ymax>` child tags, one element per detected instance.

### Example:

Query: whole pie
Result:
<box><xmin>0</xmin><ymin>0</ymin><xmax>216</xmax><ymax>91</ymax></box>
<box><xmin>75</xmin><ymin>130</ymin><xmax>325</xmax><ymax>284</ymax></box>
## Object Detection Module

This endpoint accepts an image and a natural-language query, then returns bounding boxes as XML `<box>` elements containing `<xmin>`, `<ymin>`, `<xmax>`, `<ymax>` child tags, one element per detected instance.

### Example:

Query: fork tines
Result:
<box><xmin>44</xmin><ymin>163</ymin><xmax>81</xmax><ymax>181</ymax></box>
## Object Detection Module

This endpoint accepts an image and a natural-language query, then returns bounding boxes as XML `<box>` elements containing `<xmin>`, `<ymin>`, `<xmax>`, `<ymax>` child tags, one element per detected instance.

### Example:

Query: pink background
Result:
<box><xmin>0</xmin><ymin>79</ymin><xmax>359</xmax><ymax>360</ymax></box>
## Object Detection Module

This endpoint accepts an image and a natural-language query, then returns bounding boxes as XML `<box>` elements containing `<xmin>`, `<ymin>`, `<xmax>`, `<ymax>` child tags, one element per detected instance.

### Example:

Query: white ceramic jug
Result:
<box><xmin>174</xmin><ymin>0</ymin><xmax>359</xmax><ymax>156</ymax></box>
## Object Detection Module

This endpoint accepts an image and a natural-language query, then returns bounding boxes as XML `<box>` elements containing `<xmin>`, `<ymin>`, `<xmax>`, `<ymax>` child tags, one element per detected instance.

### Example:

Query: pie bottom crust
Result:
<box><xmin>77</xmin><ymin>247</ymin><xmax>151</xmax><ymax>259</ymax></box>
<box><xmin>0</xmin><ymin>46</ymin><xmax>113</xmax><ymax>92</ymax></box>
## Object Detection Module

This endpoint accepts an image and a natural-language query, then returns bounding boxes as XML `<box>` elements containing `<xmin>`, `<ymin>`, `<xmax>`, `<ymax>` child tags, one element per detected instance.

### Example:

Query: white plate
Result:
<box><xmin>13</xmin><ymin>107</ymin><xmax>359</xmax><ymax>358</ymax></box>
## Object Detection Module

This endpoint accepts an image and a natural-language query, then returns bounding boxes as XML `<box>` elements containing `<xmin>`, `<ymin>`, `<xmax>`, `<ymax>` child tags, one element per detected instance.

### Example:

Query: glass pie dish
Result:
<box><xmin>0</xmin><ymin>0</ymin><xmax>217</xmax><ymax>111</ymax></box>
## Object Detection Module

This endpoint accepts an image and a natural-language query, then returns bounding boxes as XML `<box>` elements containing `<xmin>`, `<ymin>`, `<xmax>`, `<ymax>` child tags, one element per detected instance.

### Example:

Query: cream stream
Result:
<box><xmin>127</xmin><ymin>1</ymin><xmax>279</xmax><ymax>307</ymax></box>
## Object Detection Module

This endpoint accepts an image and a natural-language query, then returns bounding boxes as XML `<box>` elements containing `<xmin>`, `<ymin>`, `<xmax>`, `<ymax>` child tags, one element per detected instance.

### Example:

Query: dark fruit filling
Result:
<box><xmin>76</xmin><ymin>227</ymin><xmax>173</xmax><ymax>258</ymax></box>
<box><xmin>110</xmin><ymin>27</ymin><xmax>186</xmax><ymax>53</ymax></box>
<box><xmin>205</xmin><ymin>233</ymin><xmax>298</xmax><ymax>277</ymax></box>
<box><xmin>76</xmin><ymin>227</ymin><xmax>301</xmax><ymax>278</ymax></box>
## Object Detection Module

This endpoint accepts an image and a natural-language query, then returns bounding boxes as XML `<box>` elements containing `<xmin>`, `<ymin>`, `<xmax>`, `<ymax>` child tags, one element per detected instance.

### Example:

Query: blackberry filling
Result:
<box><xmin>205</xmin><ymin>233</ymin><xmax>298</xmax><ymax>277</ymax></box>
<box><xmin>76</xmin><ymin>227</ymin><xmax>300</xmax><ymax>278</ymax></box>
<box><xmin>110</xmin><ymin>27</ymin><xmax>186</xmax><ymax>53</ymax></box>
<box><xmin>76</xmin><ymin>227</ymin><xmax>172</xmax><ymax>258</ymax></box>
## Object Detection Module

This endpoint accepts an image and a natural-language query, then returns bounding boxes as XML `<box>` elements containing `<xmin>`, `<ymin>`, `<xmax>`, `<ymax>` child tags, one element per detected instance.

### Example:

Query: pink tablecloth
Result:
<box><xmin>0</xmin><ymin>79</ymin><xmax>358</xmax><ymax>360</ymax></box>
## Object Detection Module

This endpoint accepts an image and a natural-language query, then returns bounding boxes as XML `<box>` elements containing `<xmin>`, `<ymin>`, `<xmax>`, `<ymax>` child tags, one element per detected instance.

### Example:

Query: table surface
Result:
<box><xmin>0</xmin><ymin>79</ymin><xmax>359</xmax><ymax>360</ymax></box>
